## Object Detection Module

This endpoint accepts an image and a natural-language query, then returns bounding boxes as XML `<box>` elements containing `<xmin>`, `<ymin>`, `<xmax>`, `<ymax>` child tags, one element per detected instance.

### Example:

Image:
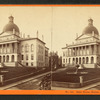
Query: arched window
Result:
<box><xmin>26</xmin><ymin>54</ymin><xmax>28</xmax><ymax>60</ymax></box>
<box><xmin>73</xmin><ymin>58</ymin><xmax>75</xmax><ymax>64</ymax></box>
<box><xmin>66</xmin><ymin>59</ymin><xmax>67</xmax><ymax>63</ymax></box>
<box><xmin>63</xmin><ymin>59</ymin><xmax>65</xmax><ymax>63</ymax></box>
<box><xmin>6</xmin><ymin>55</ymin><xmax>9</xmax><ymax>62</ymax></box>
<box><xmin>79</xmin><ymin>57</ymin><xmax>81</xmax><ymax>64</ymax></box>
<box><xmin>76</xmin><ymin>58</ymin><xmax>78</xmax><ymax>64</ymax></box>
<box><xmin>69</xmin><ymin>58</ymin><xmax>70</xmax><ymax>64</ymax></box>
<box><xmin>31</xmin><ymin>62</ymin><xmax>33</xmax><ymax>66</ymax></box>
<box><xmin>22</xmin><ymin>55</ymin><xmax>24</xmax><ymax>60</ymax></box>
<box><xmin>25</xmin><ymin>44</ymin><xmax>29</xmax><ymax>52</ymax></box>
<box><xmin>0</xmin><ymin>56</ymin><xmax>2</xmax><ymax>63</ymax></box>
<box><xmin>3</xmin><ymin>56</ymin><xmax>5</xmax><ymax>62</ymax></box>
<box><xmin>31</xmin><ymin>44</ymin><xmax>34</xmax><ymax>52</ymax></box>
<box><xmin>11</xmin><ymin>55</ymin><xmax>14</xmax><ymax>62</ymax></box>
<box><xmin>82</xmin><ymin>57</ymin><xmax>85</xmax><ymax>64</ymax></box>
<box><xmin>91</xmin><ymin>57</ymin><xmax>94</xmax><ymax>64</ymax></box>
<box><xmin>21</xmin><ymin>45</ymin><xmax>24</xmax><ymax>52</ymax></box>
<box><xmin>86</xmin><ymin>57</ymin><xmax>89</xmax><ymax>64</ymax></box>
<box><xmin>26</xmin><ymin>62</ymin><xmax>28</xmax><ymax>66</ymax></box>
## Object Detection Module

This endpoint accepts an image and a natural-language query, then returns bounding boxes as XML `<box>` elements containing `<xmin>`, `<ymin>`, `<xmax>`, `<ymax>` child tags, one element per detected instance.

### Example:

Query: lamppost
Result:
<box><xmin>51</xmin><ymin>7</ymin><xmax>53</xmax><ymax>89</ymax></box>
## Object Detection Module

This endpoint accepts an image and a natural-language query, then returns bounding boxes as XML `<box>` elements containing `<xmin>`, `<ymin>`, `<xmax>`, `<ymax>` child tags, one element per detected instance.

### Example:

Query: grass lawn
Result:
<box><xmin>0</xmin><ymin>67</ymin><xmax>50</xmax><ymax>82</ymax></box>
<box><xmin>52</xmin><ymin>68</ymin><xmax>100</xmax><ymax>83</ymax></box>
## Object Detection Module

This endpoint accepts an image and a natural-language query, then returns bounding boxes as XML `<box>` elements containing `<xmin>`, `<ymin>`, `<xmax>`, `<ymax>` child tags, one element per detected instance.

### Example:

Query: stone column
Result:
<box><xmin>83</xmin><ymin>46</ymin><xmax>84</xmax><ymax>55</ymax></box>
<box><xmin>67</xmin><ymin>49</ymin><xmax>69</xmax><ymax>56</ymax></box>
<box><xmin>71</xmin><ymin>48</ymin><xmax>73</xmax><ymax>56</ymax></box>
<box><xmin>0</xmin><ymin>45</ymin><xmax>1</xmax><ymax>54</ymax></box>
<box><xmin>94</xmin><ymin>44</ymin><xmax>97</xmax><ymax>55</ymax></box>
<box><xmin>15</xmin><ymin>54</ymin><xmax>17</xmax><ymax>62</ymax></box>
<box><xmin>89</xmin><ymin>45</ymin><xmax>91</xmax><ymax>55</ymax></box>
<box><xmin>75</xmin><ymin>47</ymin><xmax>76</xmax><ymax>56</ymax></box>
<box><xmin>88</xmin><ymin>57</ymin><xmax>91</xmax><ymax>64</ymax></box>
<box><xmin>73</xmin><ymin>48</ymin><xmax>75</xmax><ymax>56</ymax></box>
<box><xmin>9</xmin><ymin>43</ymin><xmax>12</xmax><ymax>53</ymax></box>
<box><xmin>6</xmin><ymin>44</ymin><xmax>7</xmax><ymax>53</ymax></box>
<box><xmin>94</xmin><ymin>56</ymin><xmax>96</xmax><ymax>63</ymax></box>
<box><xmin>79</xmin><ymin>47</ymin><xmax>81</xmax><ymax>56</ymax></box>
<box><xmin>85</xmin><ymin>46</ymin><xmax>87</xmax><ymax>55</ymax></box>
<box><xmin>1</xmin><ymin>45</ymin><xmax>3</xmax><ymax>54</ymax></box>
<box><xmin>81</xmin><ymin>47</ymin><xmax>83</xmax><ymax>56</ymax></box>
<box><xmin>99</xmin><ymin>44</ymin><xmax>100</xmax><ymax>54</ymax></box>
<box><xmin>9</xmin><ymin>55</ymin><xmax>11</xmax><ymax>62</ymax></box>
<box><xmin>77</xmin><ymin>47</ymin><xmax>79</xmax><ymax>56</ymax></box>
<box><xmin>15</xmin><ymin>42</ymin><xmax>18</xmax><ymax>53</ymax></box>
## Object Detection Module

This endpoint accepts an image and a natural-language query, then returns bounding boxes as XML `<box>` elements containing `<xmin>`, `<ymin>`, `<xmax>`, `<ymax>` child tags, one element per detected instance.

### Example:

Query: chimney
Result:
<box><xmin>37</xmin><ymin>30</ymin><xmax>38</xmax><ymax>38</ymax></box>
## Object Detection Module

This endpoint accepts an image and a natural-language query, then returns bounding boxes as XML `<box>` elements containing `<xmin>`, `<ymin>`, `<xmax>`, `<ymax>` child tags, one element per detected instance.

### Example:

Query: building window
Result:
<box><xmin>31</xmin><ymin>44</ymin><xmax>34</xmax><ymax>52</ymax></box>
<box><xmin>26</xmin><ymin>63</ymin><xmax>28</xmax><ymax>66</ymax></box>
<box><xmin>86</xmin><ymin>57</ymin><xmax>89</xmax><ymax>64</ymax></box>
<box><xmin>79</xmin><ymin>57</ymin><xmax>81</xmax><ymax>64</ymax></box>
<box><xmin>82</xmin><ymin>57</ymin><xmax>85</xmax><ymax>64</ymax></box>
<box><xmin>21</xmin><ymin>45</ymin><xmax>24</xmax><ymax>52</ymax></box>
<box><xmin>11</xmin><ymin>55</ymin><xmax>14</xmax><ymax>62</ymax></box>
<box><xmin>31</xmin><ymin>54</ymin><xmax>34</xmax><ymax>60</ymax></box>
<box><xmin>0</xmin><ymin>56</ymin><xmax>1</xmax><ymax>63</ymax></box>
<box><xmin>3</xmin><ymin>56</ymin><xmax>5</xmax><ymax>62</ymax></box>
<box><xmin>91</xmin><ymin>57</ymin><xmax>94</xmax><ymax>64</ymax></box>
<box><xmin>63</xmin><ymin>52</ymin><xmax>65</xmax><ymax>57</ymax></box>
<box><xmin>26</xmin><ymin>54</ymin><xmax>28</xmax><ymax>60</ymax></box>
<box><xmin>69</xmin><ymin>58</ymin><xmax>70</xmax><ymax>64</ymax></box>
<box><xmin>6</xmin><ymin>55</ymin><xmax>9</xmax><ymax>62</ymax></box>
<box><xmin>76</xmin><ymin>58</ymin><xmax>78</xmax><ymax>64</ymax></box>
<box><xmin>63</xmin><ymin>59</ymin><xmax>65</xmax><ymax>63</ymax></box>
<box><xmin>31</xmin><ymin>62</ymin><xmax>33</xmax><ymax>66</ymax></box>
<box><xmin>22</xmin><ymin>55</ymin><xmax>24</xmax><ymax>60</ymax></box>
<box><xmin>25</xmin><ymin>44</ymin><xmax>29</xmax><ymax>52</ymax></box>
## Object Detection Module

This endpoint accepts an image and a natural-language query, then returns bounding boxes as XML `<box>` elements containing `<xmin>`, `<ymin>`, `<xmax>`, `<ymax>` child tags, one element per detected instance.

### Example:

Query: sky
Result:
<box><xmin>0</xmin><ymin>6</ymin><xmax>100</xmax><ymax>56</ymax></box>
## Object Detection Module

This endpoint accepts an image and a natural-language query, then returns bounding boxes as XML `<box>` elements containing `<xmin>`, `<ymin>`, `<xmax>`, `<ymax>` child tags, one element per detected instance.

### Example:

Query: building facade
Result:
<box><xmin>0</xmin><ymin>16</ymin><xmax>49</xmax><ymax>68</ymax></box>
<box><xmin>62</xmin><ymin>18</ymin><xmax>100</xmax><ymax>68</ymax></box>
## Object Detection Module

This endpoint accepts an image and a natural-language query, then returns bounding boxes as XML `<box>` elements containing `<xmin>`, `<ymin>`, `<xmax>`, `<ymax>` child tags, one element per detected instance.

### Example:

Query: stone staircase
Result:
<box><xmin>17</xmin><ymin>62</ymin><xmax>25</xmax><ymax>67</ymax></box>
<box><xmin>3</xmin><ymin>62</ymin><xmax>16</xmax><ymax>67</ymax></box>
<box><xmin>0</xmin><ymin>63</ymin><xmax>3</xmax><ymax>68</ymax></box>
<box><xmin>83</xmin><ymin>64</ymin><xmax>96</xmax><ymax>68</ymax></box>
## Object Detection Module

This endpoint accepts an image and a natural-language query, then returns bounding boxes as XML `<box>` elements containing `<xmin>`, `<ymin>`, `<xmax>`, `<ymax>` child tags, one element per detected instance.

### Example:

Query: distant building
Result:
<box><xmin>62</xmin><ymin>18</ymin><xmax>100</xmax><ymax>68</ymax></box>
<box><xmin>0</xmin><ymin>16</ymin><xmax>49</xmax><ymax>68</ymax></box>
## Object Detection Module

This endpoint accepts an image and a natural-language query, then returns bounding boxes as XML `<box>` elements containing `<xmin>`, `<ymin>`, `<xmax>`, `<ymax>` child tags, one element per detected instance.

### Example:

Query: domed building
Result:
<box><xmin>0</xmin><ymin>16</ymin><xmax>49</xmax><ymax>68</ymax></box>
<box><xmin>62</xmin><ymin>18</ymin><xmax>100</xmax><ymax>68</ymax></box>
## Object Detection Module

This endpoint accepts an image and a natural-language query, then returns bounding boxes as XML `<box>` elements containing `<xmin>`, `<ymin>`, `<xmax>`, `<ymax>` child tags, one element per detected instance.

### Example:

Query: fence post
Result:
<box><xmin>79</xmin><ymin>76</ymin><xmax>83</xmax><ymax>87</ymax></box>
<box><xmin>0</xmin><ymin>75</ymin><xmax>4</xmax><ymax>85</ymax></box>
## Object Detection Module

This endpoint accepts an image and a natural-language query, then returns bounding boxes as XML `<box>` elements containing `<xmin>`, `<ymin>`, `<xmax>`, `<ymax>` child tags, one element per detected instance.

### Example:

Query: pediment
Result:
<box><xmin>76</xmin><ymin>34</ymin><xmax>92</xmax><ymax>40</ymax></box>
<box><xmin>0</xmin><ymin>32</ymin><xmax>12</xmax><ymax>37</ymax></box>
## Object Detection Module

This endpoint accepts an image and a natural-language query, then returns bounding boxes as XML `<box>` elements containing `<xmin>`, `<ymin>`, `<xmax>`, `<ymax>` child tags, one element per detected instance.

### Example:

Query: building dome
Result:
<box><xmin>3</xmin><ymin>16</ymin><xmax>20</xmax><ymax>33</ymax></box>
<box><xmin>82</xmin><ymin>18</ymin><xmax>99</xmax><ymax>35</ymax></box>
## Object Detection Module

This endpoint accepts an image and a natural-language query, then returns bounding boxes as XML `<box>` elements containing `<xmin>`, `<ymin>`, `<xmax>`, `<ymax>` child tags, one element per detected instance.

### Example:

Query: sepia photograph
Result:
<box><xmin>0</xmin><ymin>6</ymin><xmax>100</xmax><ymax>91</ymax></box>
